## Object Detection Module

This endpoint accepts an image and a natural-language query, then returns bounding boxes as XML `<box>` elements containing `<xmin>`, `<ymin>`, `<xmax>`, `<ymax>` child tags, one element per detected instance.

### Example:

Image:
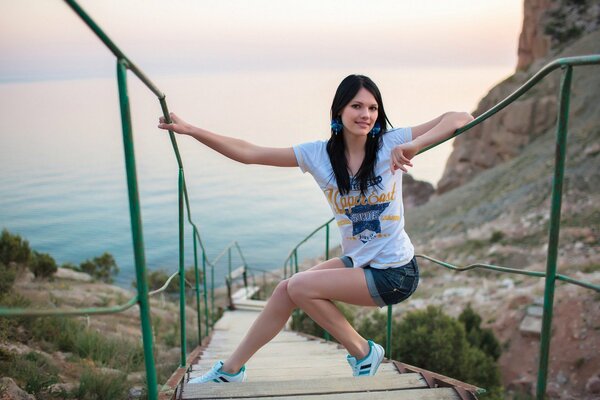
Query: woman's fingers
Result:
<box><xmin>158</xmin><ymin>113</ymin><xmax>177</xmax><ymax>130</ymax></box>
<box><xmin>390</xmin><ymin>149</ymin><xmax>413</xmax><ymax>174</ymax></box>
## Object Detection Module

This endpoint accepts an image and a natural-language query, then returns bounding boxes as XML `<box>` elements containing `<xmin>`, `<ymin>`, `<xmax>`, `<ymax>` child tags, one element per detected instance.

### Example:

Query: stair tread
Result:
<box><xmin>181</xmin><ymin>374</ymin><xmax>428</xmax><ymax>399</ymax></box>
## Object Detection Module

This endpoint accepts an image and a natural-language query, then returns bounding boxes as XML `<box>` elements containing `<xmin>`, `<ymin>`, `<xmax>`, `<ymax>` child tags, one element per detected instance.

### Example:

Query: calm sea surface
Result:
<box><xmin>0</xmin><ymin>67</ymin><xmax>509</xmax><ymax>287</ymax></box>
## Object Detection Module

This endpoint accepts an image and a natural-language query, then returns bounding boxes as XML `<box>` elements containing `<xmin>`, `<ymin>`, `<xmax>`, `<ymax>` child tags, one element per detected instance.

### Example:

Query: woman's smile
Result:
<box><xmin>340</xmin><ymin>87</ymin><xmax>379</xmax><ymax>137</ymax></box>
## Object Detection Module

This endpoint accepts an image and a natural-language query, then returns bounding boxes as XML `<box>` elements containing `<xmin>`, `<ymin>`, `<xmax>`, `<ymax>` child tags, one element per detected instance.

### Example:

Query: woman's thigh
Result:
<box><xmin>305</xmin><ymin>257</ymin><xmax>346</xmax><ymax>272</ymax></box>
<box><xmin>288</xmin><ymin>268</ymin><xmax>376</xmax><ymax>307</ymax></box>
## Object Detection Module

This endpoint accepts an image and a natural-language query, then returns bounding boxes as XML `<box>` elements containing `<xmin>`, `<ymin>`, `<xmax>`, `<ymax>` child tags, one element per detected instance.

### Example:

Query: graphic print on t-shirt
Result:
<box><xmin>325</xmin><ymin>178</ymin><xmax>396</xmax><ymax>244</ymax></box>
<box><xmin>345</xmin><ymin>203</ymin><xmax>390</xmax><ymax>243</ymax></box>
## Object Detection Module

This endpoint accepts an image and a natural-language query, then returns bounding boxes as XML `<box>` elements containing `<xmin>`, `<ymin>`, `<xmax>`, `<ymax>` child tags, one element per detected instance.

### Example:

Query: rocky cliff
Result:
<box><xmin>437</xmin><ymin>0</ymin><xmax>600</xmax><ymax>194</ymax></box>
<box><xmin>405</xmin><ymin>25</ymin><xmax>600</xmax><ymax>399</ymax></box>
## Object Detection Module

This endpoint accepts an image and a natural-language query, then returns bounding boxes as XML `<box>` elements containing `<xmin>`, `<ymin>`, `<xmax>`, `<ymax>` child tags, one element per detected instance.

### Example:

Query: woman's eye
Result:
<box><xmin>351</xmin><ymin>104</ymin><xmax>360</xmax><ymax>109</ymax></box>
<box><xmin>370</xmin><ymin>107</ymin><xmax>378</xmax><ymax>111</ymax></box>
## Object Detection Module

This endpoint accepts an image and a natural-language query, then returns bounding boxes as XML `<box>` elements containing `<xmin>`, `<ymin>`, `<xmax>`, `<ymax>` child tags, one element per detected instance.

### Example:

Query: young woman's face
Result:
<box><xmin>340</xmin><ymin>87</ymin><xmax>379</xmax><ymax>138</ymax></box>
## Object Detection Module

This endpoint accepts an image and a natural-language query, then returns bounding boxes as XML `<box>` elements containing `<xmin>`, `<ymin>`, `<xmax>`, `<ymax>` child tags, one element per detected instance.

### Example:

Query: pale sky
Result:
<box><xmin>0</xmin><ymin>0</ymin><xmax>523</xmax><ymax>82</ymax></box>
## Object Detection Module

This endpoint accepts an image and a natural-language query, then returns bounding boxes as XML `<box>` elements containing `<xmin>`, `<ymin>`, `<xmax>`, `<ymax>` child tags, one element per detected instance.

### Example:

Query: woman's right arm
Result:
<box><xmin>158</xmin><ymin>113</ymin><xmax>298</xmax><ymax>167</ymax></box>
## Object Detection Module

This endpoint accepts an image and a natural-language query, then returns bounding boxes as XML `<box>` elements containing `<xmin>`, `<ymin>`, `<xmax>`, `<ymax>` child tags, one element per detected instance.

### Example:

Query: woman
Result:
<box><xmin>158</xmin><ymin>74</ymin><xmax>473</xmax><ymax>383</ymax></box>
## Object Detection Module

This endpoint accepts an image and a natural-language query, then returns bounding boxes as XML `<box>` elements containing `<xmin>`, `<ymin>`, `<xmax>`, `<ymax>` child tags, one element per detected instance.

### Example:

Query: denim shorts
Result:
<box><xmin>340</xmin><ymin>256</ymin><xmax>419</xmax><ymax>308</ymax></box>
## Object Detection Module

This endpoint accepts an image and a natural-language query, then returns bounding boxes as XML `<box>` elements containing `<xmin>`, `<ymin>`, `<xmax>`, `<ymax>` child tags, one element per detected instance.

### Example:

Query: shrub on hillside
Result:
<box><xmin>0</xmin><ymin>262</ymin><xmax>16</xmax><ymax>296</ymax></box>
<box><xmin>0</xmin><ymin>351</ymin><xmax>61</xmax><ymax>396</ymax></box>
<box><xmin>75</xmin><ymin>368</ymin><xmax>128</xmax><ymax>400</ymax></box>
<box><xmin>30</xmin><ymin>251</ymin><xmax>58</xmax><ymax>278</ymax></box>
<box><xmin>31</xmin><ymin>316</ymin><xmax>144</xmax><ymax>372</ymax></box>
<box><xmin>0</xmin><ymin>228</ymin><xmax>31</xmax><ymax>265</ymax></box>
<box><xmin>0</xmin><ymin>293</ymin><xmax>31</xmax><ymax>342</ymax></box>
<box><xmin>80</xmin><ymin>252</ymin><xmax>119</xmax><ymax>283</ymax></box>
<box><xmin>358</xmin><ymin>305</ymin><xmax>502</xmax><ymax>397</ymax></box>
<box><xmin>459</xmin><ymin>304</ymin><xmax>502</xmax><ymax>361</ymax></box>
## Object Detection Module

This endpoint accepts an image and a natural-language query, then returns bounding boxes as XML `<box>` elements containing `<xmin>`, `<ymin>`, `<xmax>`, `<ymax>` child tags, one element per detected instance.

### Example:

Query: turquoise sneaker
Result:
<box><xmin>188</xmin><ymin>361</ymin><xmax>246</xmax><ymax>384</ymax></box>
<box><xmin>346</xmin><ymin>340</ymin><xmax>384</xmax><ymax>377</ymax></box>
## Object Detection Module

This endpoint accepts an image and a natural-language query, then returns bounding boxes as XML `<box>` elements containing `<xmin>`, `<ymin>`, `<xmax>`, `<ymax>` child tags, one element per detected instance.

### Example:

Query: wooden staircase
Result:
<box><xmin>169</xmin><ymin>293</ymin><xmax>482</xmax><ymax>400</ymax></box>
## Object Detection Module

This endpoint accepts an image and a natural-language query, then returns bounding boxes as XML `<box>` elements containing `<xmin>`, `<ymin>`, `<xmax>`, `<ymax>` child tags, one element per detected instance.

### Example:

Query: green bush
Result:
<box><xmin>30</xmin><ymin>251</ymin><xmax>58</xmax><ymax>278</ymax></box>
<box><xmin>0</xmin><ymin>293</ymin><xmax>31</xmax><ymax>342</ymax></box>
<box><xmin>30</xmin><ymin>317</ymin><xmax>144</xmax><ymax>372</ymax></box>
<box><xmin>0</xmin><ymin>228</ymin><xmax>31</xmax><ymax>265</ymax></box>
<box><xmin>489</xmin><ymin>231</ymin><xmax>505</xmax><ymax>244</ymax></box>
<box><xmin>358</xmin><ymin>305</ymin><xmax>503</xmax><ymax>397</ymax></box>
<box><xmin>0</xmin><ymin>262</ymin><xmax>16</xmax><ymax>296</ymax></box>
<box><xmin>396</xmin><ymin>306</ymin><xmax>468</xmax><ymax>378</ymax></box>
<box><xmin>61</xmin><ymin>262</ymin><xmax>81</xmax><ymax>272</ymax></box>
<box><xmin>75</xmin><ymin>369</ymin><xmax>128</xmax><ymax>400</ymax></box>
<box><xmin>459</xmin><ymin>304</ymin><xmax>502</xmax><ymax>361</ymax></box>
<box><xmin>0</xmin><ymin>351</ymin><xmax>60</xmax><ymax>396</ymax></box>
<box><xmin>80</xmin><ymin>252</ymin><xmax>119</xmax><ymax>283</ymax></box>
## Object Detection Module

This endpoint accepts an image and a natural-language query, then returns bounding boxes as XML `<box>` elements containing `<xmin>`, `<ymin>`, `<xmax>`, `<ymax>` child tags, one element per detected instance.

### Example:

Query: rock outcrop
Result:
<box><xmin>517</xmin><ymin>0</ymin><xmax>552</xmax><ymax>71</ymax></box>
<box><xmin>403</xmin><ymin>174</ymin><xmax>435</xmax><ymax>208</ymax></box>
<box><xmin>437</xmin><ymin>0</ymin><xmax>600</xmax><ymax>194</ymax></box>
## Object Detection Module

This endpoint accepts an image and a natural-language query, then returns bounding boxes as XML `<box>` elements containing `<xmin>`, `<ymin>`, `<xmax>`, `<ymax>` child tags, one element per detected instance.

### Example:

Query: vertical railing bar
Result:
<box><xmin>201</xmin><ymin>250</ymin><xmax>209</xmax><ymax>337</ymax></box>
<box><xmin>294</xmin><ymin>249</ymin><xmax>299</xmax><ymax>274</ymax></box>
<box><xmin>386</xmin><ymin>305</ymin><xmax>392</xmax><ymax>359</ymax></box>
<box><xmin>193</xmin><ymin>228</ymin><xmax>202</xmax><ymax>345</ymax></box>
<box><xmin>178</xmin><ymin>169</ymin><xmax>187</xmax><ymax>366</ymax></box>
<box><xmin>536</xmin><ymin>65</ymin><xmax>573</xmax><ymax>400</ymax></box>
<box><xmin>211</xmin><ymin>261</ymin><xmax>215</xmax><ymax>327</ymax></box>
<box><xmin>325</xmin><ymin>223</ymin><xmax>330</xmax><ymax>260</ymax></box>
<box><xmin>116</xmin><ymin>59</ymin><xmax>158</xmax><ymax>400</ymax></box>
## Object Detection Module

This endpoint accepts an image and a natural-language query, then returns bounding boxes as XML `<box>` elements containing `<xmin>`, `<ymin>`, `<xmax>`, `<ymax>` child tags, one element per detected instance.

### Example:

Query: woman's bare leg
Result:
<box><xmin>287</xmin><ymin>268</ymin><xmax>377</xmax><ymax>359</ymax></box>
<box><xmin>220</xmin><ymin>258</ymin><xmax>345</xmax><ymax>373</ymax></box>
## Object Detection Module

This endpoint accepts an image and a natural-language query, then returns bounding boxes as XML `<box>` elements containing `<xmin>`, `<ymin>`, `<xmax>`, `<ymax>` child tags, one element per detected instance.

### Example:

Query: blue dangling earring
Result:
<box><xmin>369</xmin><ymin>122</ymin><xmax>381</xmax><ymax>138</ymax></box>
<box><xmin>330</xmin><ymin>118</ymin><xmax>343</xmax><ymax>135</ymax></box>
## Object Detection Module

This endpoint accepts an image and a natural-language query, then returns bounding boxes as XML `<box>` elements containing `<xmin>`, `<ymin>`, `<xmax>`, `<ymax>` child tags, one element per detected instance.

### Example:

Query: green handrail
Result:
<box><xmin>0</xmin><ymin>295</ymin><xmax>138</xmax><ymax>317</ymax></box>
<box><xmin>284</xmin><ymin>55</ymin><xmax>599</xmax><ymax>400</ymax></box>
<box><xmin>0</xmin><ymin>2</ymin><xmax>597</xmax><ymax>399</ymax></box>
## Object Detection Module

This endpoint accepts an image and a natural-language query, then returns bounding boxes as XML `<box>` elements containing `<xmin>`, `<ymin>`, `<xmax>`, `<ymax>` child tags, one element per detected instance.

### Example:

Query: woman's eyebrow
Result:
<box><xmin>352</xmin><ymin>101</ymin><xmax>378</xmax><ymax>107</ymax></box>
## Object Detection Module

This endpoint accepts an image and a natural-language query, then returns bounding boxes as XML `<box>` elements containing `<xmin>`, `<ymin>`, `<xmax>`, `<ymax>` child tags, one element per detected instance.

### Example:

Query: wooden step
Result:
<box><xmin>189</xmin><ymin>363</ymin><xmax>399</xmax><ymax>382</ymax></box>
<box><xmin>181</xmin><ymin>374</ymin><xmax>428</xmax><ymax>399</ymax></box>
<box><xmin>229</xmin><ymin>387</ymin><xmax>463</xmax><ymax>400</ymax></box>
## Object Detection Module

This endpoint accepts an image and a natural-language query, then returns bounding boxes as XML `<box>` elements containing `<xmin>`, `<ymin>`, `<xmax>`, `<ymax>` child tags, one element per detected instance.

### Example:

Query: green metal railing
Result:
<box><xmin>0</xmin><ymin>2</ymin><xmax>597</xmax><ymax>399</ymax></box>
<box><xmin>283</xmin><ymin>55</ymin><xmax>600</xmax><ymax>400</ymax></box>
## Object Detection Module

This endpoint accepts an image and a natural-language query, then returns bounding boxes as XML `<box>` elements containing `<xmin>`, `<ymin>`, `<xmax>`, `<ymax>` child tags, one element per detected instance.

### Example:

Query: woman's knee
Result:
<box><xmin>271</xmin><ymin>279</ymin><xmax>292</xmax><ymax>302</ymax></box>
<box><xmin>287</xmin><ymin>273</ymin><xmax>311</xmax><ymax>301</ymax></box>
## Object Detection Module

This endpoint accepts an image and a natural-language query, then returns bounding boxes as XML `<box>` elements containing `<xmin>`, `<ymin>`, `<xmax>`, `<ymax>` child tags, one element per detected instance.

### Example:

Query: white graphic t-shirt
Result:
<box><xmin>293</xmin><ymin>127</ymin><xmax>415</xmax><ymax>269</ymax></box>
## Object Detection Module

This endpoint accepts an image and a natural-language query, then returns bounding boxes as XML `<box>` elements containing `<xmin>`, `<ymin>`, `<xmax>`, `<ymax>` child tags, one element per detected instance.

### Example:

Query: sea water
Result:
<box><xmin>0</xmin><ymin>67</ymin><xmax>510</xmax><ymax>287</ymax></box>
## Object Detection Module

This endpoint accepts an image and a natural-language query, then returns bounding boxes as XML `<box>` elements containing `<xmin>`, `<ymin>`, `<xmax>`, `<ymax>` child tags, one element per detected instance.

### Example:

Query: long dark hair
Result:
<box><xmin>327</xmin><ymin>74</ymin><xmax>392</xmax><ymax>196</ymax></box>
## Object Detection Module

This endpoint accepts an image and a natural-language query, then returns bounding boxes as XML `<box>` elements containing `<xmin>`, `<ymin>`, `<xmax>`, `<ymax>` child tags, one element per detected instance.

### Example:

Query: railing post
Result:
<box><xmin>536</xmin><ymin>65</ymin><xmax>573</xmax><ymax>400</ymax></box>
<box><xmin>178</xmin><ymin>169</ymin><xmax>187</xmax><ymax>366</ymax></box>
<box><xmin>386</xmin><ymin>305</ymin><xmax>392</xmax><ymax>359</ymax></box>
<box><xmin>325</xmin><ymin>223</ymin><xmax>330</xmax><ymax>260</ymax></box>
<box><xmin>193</xmin><ymin>228</ymin><xmax>202</xmax><ymax>346</ymax></box>
<box><xmin>228</xmin><ymin>247</ymin><xmax>232</xmax><ymax>280</ymax></box>
<box><xmin>116</xmin><ymin>59</ymin><xmax>158</xmax><ymax>400</ymax></box>
<box><xmin>227</xmin><ymin>248</ymin><xmax>233</xmax><ymax>308</ymax></box>
<box><xmin>211</xmin><ymin>262</ymin><xmax>215</xmax><ymax>327</ymax></box>
<box><xmin>202</xmin><ymin>251</ymin><xmax>209</xmax><ymax>337</ymax></box>
<box><xmin>294</xmin><ymin>249</ymin><xmax>299</xmax><ymax>274</ymax></box>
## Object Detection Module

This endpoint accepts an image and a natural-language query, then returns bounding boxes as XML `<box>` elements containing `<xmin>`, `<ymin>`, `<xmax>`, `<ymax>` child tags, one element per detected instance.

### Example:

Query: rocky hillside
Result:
<box><xmin>437</xmin><ymin>0</ymin><xmax>600</xmax><ymax>194</ymax></box>
<box><xmin>402</xmin><ymin>2</ymin><xmax>600</xmax><ymax>398</ymax></box>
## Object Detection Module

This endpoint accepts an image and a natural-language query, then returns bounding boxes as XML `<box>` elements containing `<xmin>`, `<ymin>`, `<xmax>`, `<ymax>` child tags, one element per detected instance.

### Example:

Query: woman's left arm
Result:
<box><xmin>390</xmin><ymin>111</ymin><xmax>474</xmax><ymax>174</ymax></box>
